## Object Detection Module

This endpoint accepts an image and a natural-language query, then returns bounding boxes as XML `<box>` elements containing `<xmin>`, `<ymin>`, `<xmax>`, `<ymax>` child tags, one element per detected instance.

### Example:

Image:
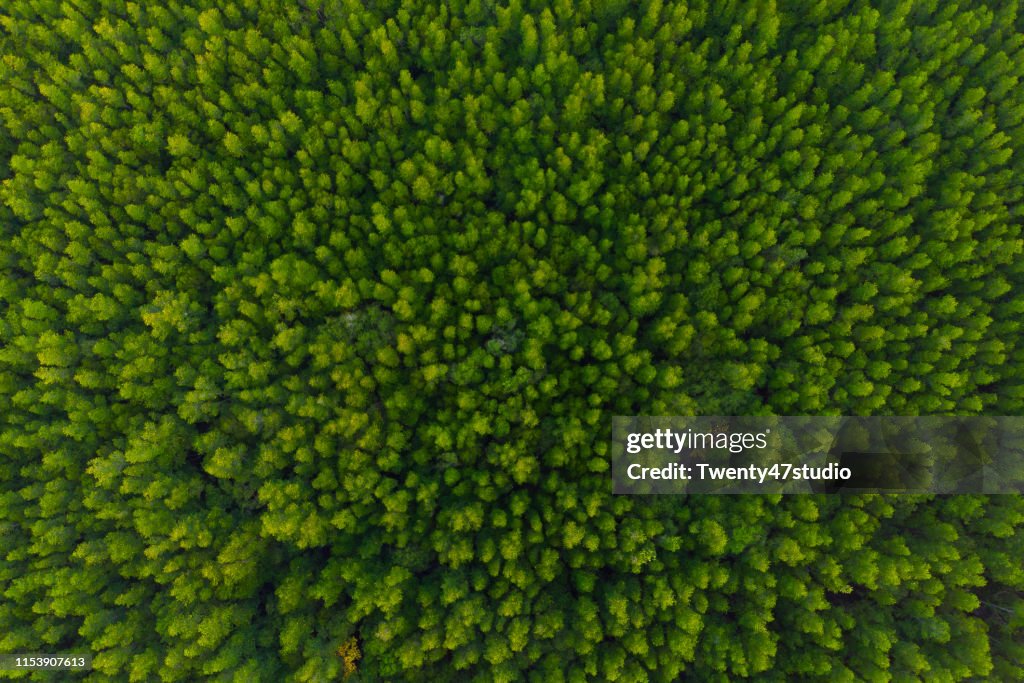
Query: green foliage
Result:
<box><xmin>2</xmin><ymin>0</ymin><xmax>1024</xmax><ymax>681</ymax></box>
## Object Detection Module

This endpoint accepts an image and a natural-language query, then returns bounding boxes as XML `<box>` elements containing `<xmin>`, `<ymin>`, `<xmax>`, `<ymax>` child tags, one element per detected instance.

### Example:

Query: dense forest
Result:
<box><xmin>2</xmin><ymin>0</ymin><xmax>1023</xmax><ymax>680</ymax></box>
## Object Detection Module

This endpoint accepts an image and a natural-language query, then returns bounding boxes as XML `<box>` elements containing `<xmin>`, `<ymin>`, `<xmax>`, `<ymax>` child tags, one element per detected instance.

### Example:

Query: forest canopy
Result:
<box><xmin>1</xmin><ymin>0</ymin><xmax>1023</xmax><ymax>680</ymax></box>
